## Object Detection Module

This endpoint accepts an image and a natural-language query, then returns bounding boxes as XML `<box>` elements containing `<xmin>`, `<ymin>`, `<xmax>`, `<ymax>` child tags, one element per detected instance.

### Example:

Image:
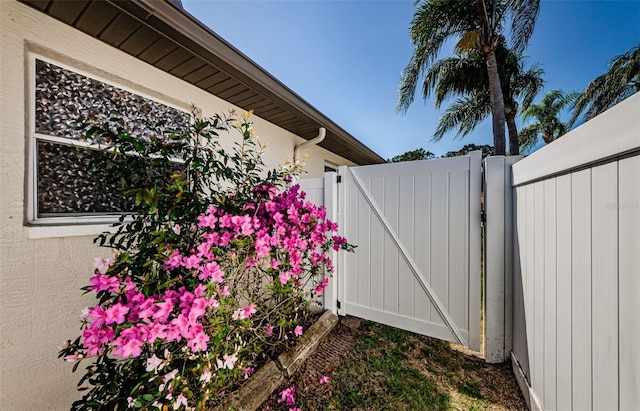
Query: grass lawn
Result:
<box><xmin>261</xmin><ymin>318</ymin><xmax>525</xmax><ymax>411</ymax></box>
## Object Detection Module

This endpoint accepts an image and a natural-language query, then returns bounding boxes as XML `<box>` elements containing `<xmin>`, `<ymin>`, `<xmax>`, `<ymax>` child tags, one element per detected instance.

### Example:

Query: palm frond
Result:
<box><xmin>518</xmin><ymin>124</ymin><xmax>540</xmax><ymax>153</ymax></box>
<box><xmin>570</xmin><ymin>43</ymin><xmax>640</xmax><ymax>125</ymax></box>
<box><xmin>509</xmin><ymin>0</ymin><xmax>540</xmax><ymax>52</ymax></box>
<box><xmin>455</xmin><ymin>30</ymin><xmax>480</xmax><ymax>54</ymax></box>
<box><xmin>398</xmin><ymin>0</ymin><xmax>478</xmax><ymax>113</ymax></box>
<box><xmin>433</xmin><ymin>93</ymin><xmax>492</xmax><ymax>141</ymax></box>
<box><xmin>514</xmin><ymin>63</ymin><xmax>545</xmax><ymax>110</ymax></box>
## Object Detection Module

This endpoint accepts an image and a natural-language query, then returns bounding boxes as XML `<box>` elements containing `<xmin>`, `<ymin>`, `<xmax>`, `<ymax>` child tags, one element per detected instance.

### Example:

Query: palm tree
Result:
<box><xmin>571</xmin><ymin>43</ymin><xmax>640</xmax><ymax>125</ymax></box>
<box><xmin>426</xmin><ymin>40</ymin><xmax>544</xmax><ymax>155</ymax></box>
<box><xmin>518</xmin><ymin>89</ymin><xmax>577</xmax><ymax>152</ymax></box>
<box><xmin>397</xmin><ymin>0</ymin><xmax>540</xmax><ymax>155</ymax></box>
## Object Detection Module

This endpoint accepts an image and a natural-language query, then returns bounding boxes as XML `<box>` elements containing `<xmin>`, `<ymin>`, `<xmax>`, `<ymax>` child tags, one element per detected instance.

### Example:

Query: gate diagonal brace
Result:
<box><xmin>347</xmin><ymin>167</ymin><xmax>467</xmax><ymax>346</ymax></box>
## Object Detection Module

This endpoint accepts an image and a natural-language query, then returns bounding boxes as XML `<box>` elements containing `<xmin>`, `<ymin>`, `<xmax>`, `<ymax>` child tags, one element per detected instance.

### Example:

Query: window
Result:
<box><xmin>30</xmin><ymin>57</ymin><xmax>189</xmax><ymax>225</ymax></box>
<box><xmin>324</xmin><ymin>162</ymin><xmax>339</xmax><ymax>173</ymax></box>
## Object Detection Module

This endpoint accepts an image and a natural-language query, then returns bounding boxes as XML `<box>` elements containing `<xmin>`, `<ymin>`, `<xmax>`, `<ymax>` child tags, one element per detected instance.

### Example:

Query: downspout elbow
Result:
<box><xmin>294</xmin><ymin>127</ymin><xmax>326</xmax><ymax>163</ymax></box>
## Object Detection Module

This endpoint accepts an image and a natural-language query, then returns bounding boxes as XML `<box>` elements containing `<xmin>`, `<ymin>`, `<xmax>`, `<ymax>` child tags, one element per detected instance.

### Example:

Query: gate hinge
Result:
<box><xmin>336</xmin><ymin>175</ymin><xmax>342</xmax><ymax>183</ymax></box>
<box><xmin>336</xmin><ymin>300</ymin><xmax>341</xmax><ymax>309</ymax></box>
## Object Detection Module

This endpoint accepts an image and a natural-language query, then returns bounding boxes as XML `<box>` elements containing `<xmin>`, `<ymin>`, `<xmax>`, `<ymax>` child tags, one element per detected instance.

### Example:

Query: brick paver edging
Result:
<box><xmin>217</xmin><ymin>311</ymin><xmax>339</xmax><ymax>411</ymax></box>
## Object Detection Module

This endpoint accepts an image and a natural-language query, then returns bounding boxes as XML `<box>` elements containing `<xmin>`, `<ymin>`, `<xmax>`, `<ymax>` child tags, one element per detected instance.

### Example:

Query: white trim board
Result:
<box><xmin>512</xmin><ymin>92</ymin><xmax>640</xmax><ymax>186</ymax></box>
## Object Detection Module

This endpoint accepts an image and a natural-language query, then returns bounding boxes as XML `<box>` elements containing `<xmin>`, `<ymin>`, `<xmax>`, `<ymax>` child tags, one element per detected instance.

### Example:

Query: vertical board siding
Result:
<box><xmin>513</xmin><ymin>186</ymin><xmax>530</xmax><ymax>377</ymax></box>
<box><xmin>448</xmin><ymin>170</ymin><xmax>468</xmax><ymax>329</ymax></box>
<box><xmin>430</xmin><ymin>172</ymin><xmax>449</xmax><ymax>326</ymax></box>
<box><xmin>344</xmin><ymin>176</ymin><xmax>359</xmax><ymax>310</ymax></box>
<box><xmin>525</xmin><ymin>184</ymin><xmax>536</xmax><ymax>386</ymax></box>
<box><xmin>358</xmin><ymin>182</ymin><xmax>373</xmax><ymax>308</ymax></box>
<box><xmin>382</xmin><ymin>175</ymin><xmax>399</xmax><ymax>314</ymax></box>
<box><xmin>590</xmin><ymin>163</ymin><xmax>618</xmax><ymax>410</ymax></box>
<box><xmin>570</xmin><ymin>169</ymin><xmax>592</xmax><ymax>411</ymax></box>
<box><xmin>555</xmin><ymin>174</ymin><xmax>573</xmax><ymax>411</ymax></box>
<box><xmin>398</xmin><ymin>175</ymin><xmax>415</xmax><ymax>318</ymax></box>
<box><xmin>618</xmin><ymin>156</ymin><xmax>640</xmax><ymax>409</ymax></box>
<box><xmin>414</xmin><ymin>173</ymin><xmax>432</xmax><ymax>322</ymax></box>
<box><xmin>512</xmin><ymin>157</ymin><xmax>638</xmax><ymax>410</ymax></box>
<box><xmin>509</xmin><ymin>95</ymin><xmax>638</xmax><ymax>411</ymax></box>
<box><xmin>542</xmin><ymin>179</ymin><xmax>557</xmax><ymax>411</ymax></box>
<box><xmin>533</xmin><ymin>182</ymin><xmax>545</xmax><ymax>404</ymax></box>
<box><xmin>339</xmin><ymin>155</ymin><xmax>480</xmax><ymax>346</ymax></box>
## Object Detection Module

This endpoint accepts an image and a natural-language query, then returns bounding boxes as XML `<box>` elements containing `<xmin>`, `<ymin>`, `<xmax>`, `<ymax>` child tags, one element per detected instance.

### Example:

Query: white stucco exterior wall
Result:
<box><xmin>0</xmin><ymin>2</ymin><xmax>356</xmax><ymax>409</ymax></box>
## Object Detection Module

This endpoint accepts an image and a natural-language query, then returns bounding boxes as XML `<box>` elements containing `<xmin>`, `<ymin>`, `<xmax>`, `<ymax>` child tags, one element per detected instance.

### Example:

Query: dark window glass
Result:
<box><xmin>34</xmin><ymin>60</ymin><xmax>188</xmax><ymax>217</ymax></box>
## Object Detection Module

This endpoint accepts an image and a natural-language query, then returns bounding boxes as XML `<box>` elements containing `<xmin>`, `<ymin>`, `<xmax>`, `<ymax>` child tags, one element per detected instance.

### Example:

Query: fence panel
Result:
<box><xmin>337</xmin><ymin>153</ymin><xmax>482</xmax><ymax>350</ymax></box>
<box><xmin>510</xmin><ymin>92</ymin><xmax>640</xmax><ymax>410</ymax></box>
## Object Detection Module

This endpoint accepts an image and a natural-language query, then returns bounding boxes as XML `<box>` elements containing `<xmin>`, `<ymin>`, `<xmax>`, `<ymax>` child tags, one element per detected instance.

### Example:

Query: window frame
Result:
<box><xmin>324</xmin><ymin>162</ymin><xmax>339</xmax><ymax>173</ymax></box>
<box><xmin>27</xmin><ymin>54</ymin><xmax>189</xmax><ymax>227</ymax></box>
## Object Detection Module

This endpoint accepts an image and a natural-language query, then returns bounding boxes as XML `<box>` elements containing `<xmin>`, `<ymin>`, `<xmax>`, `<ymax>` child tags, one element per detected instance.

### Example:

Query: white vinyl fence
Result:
<box><xmin>504</xmin><ymin>93</ymin><xmax>640</xmax><ymax>410</ymax></box>
<box><xmin>301</xmin><ymin>93</ymin><xmax>638</xmax><ymax>411</ymax></box>
<box><xmin>336</xmin><ymin>156</ymin><xmax>482</xmax><ymax>350</ymax></box>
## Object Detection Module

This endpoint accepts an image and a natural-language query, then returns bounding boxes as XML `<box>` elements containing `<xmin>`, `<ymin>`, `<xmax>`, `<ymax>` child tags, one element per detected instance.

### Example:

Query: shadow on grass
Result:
<box><xmin>261</xmin><ymin>319</ymin><xmax>526</xmax><ymax>411</ymax></box>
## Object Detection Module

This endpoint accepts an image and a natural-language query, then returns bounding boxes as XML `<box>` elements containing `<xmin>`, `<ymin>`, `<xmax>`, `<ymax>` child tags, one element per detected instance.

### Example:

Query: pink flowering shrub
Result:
<box><xmin>59</xmin><ymin>110</ymin><xmax>352</xmax><ymax>410</ymax></box>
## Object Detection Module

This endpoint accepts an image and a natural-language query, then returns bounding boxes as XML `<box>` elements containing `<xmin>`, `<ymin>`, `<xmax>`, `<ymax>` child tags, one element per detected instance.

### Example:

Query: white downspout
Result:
<box><xmin>294</xmin><ymin>127</ymin><xmax>326</xmax><ymax>163</ymax></box>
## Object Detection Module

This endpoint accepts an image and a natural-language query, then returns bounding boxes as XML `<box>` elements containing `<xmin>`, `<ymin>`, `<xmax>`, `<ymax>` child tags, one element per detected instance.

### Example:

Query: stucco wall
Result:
<box><xmin>0</xmin><ymin>2</ymin><xmax>355</xmax><ymax>409</ymax></box>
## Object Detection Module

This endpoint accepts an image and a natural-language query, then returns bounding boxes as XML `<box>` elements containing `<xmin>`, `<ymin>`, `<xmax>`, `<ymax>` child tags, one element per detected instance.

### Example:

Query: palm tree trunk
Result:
<box><xmin>506</xmin><ymin>112</ymin><xmax>519</xmax><ymax>155</ymax></box>
<box><xmin>485</xmin><ymin>49</ymin><xmax>506</xmax><ymax>155</ymax></box>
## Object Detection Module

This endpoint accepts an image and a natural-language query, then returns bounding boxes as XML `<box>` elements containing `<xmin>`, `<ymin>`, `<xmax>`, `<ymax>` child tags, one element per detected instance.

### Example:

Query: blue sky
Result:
<box><xmin>182</xmin><ymin>0</ymin><xmax>640</xmax><ymax>159</ymax></box>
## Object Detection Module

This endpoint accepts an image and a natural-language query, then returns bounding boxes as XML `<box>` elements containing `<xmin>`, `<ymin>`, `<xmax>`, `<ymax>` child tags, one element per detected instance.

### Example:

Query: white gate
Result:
<box><xmin>335</xmin><ymin>153</ymin><xmax>481</xmax><ymax>350</ymax></box>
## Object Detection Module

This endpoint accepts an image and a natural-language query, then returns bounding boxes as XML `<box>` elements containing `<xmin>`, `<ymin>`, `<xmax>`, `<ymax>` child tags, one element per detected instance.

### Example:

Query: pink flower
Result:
<box><xmin>153</xmin><ymin>300</ymin><xmax>174</xmax><ymax>323</ymax></box>
<box><xmin>172</xmin><ymin>224</ymin><xmax>181</xmax><ymax>235</ymax></box>
<box><xmin>170</xmin><ymin>315</ymin><xmax>190</xmax><ymax>338</ymax></box>
<box><xmin>197</xmin><ymin>213</ymin><xmax>217</xmax><ymax>228</ymax></box>
<box><xmin>278</xmin><ymin>385</ymin><xmax>296</xmax><ymax>406</ymax></box>
<box><xmin>232</xmin><ymin>304</ymin><xmax>256</xmax><ymax>320</ymax></box>
<box><xmin>279</xmin><ymin>271</ymin><xmax>291</xmax><ymax>284</ymax></box>
<box><xmin>200</xmin><ymin>368</ymin><xmax>212</xmax><ymax>383</ymax></box>
<box><xmin>173</xmin><ymin>394</ymin><xmax>188</xmax><ymax>410</ymax></box>
<box><xmin>92</xmin><ymin>256</ymin><xmax>114</xmax><ymax>274</ymax></box>
<box><xmin>162</xmin><ymin>369</ymin><xmax>179</xmax><ymax>383</ymax></box>
<box><xmin>217</xmin><ymin>353</ymin><xmax>238</xmax><ymax>370</ymax></box>
<box><xmin>243</xmin><ymin>366</ymin><xmax>255</xmax><ymax>379</ymax></box>
<box><xmin>87</xmin><ymin>273</ymin><xmax>120</xmax><ymax>293</ymax></box>
<box><xmin>87</xmin><ymin>306</ymin><xmax>107</xmax><ymax>327</ymax></box>
<box><xmin>188</xmin><ymin>331</ymin><xmax>210</xmax><ymax>352</ymax></box>
<box><xmin>216</xmin><ymin>285</ymin><xmax>230</xmax><ymax>297</ymax></box>
<box><xmin>104</xmin><ymin>303</ymin><xmax>130</xmax><ymax>325</ymax></box>
<box><xmin>183</xmin><ymin>254</ymin><xmax>202</xmax><ymax>269</ymax></box>
<box><xmin>115</xmin><ymin>338</ymin><xmax>143</xmax><ymax>358</ymax></box>
<box><xmin>319</xmin><ymin>375</ymin><xmax>330</xmax><ymax>385</ymax></box>
<box><xmin>146</xmin><ymin>354</ymin><xmax>165</xmax><ymax>373</ymax></box>
<box><xmin>315</xmin><ymin>278</ymin><xmax>329</xmax><ymax>294</ymax></box>
<box><xmin>294</xmin><ymin>325</ymin><xmax>303</xmax><ymax>337</ymax></box>
<box><xmin>165</xmin><ymin>249</ymin><xmax>182</xmax><ymax>270</ymax></box>
<box><xmin>199</xmin><ymin>262</ymin><xmax>224</xmax><ymax>282</ymax></box>
<box><xmin>332</xmin><ymin>235</ymin><xmax>348</xmax><ymax>251</ymax></box>
<box><xmin>218</xmin><ymin>214</ymin><xmax>232</xmax><ymax>228</ymax></box>
<box><xmin>242</xmin><ymin>304</ymin><xmax>257</xmax><ymax>318</ymax></box>
<box><xmin>265</xmin><ymin>324</ymin><xmax>273</xmax><ymax>336</ymax></box>
<box><xmin>188</xmin><ymin>298</ymin><xmax>209</xmax><ymax>323</ymax></box>
<box><xmin>64</xmin><ymin>353</ymin><xmax>84</xmax><ymax>362</ymax></box>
